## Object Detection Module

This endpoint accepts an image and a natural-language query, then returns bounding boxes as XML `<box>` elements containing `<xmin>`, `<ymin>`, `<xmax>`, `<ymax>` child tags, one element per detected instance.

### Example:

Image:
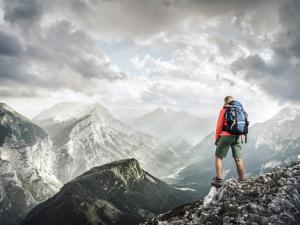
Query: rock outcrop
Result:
<box><xmin>143</xmin><ymin>161</ymin><xmax>300</xmax><ymax>225</ymax></box>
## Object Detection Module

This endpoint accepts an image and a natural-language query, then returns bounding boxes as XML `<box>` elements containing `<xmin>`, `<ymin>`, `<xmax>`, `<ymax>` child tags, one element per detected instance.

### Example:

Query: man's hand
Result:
<box><xmin>215</xmin><ymin>140</ymin><xmax>219</xmax><ymax>146</ymax></box>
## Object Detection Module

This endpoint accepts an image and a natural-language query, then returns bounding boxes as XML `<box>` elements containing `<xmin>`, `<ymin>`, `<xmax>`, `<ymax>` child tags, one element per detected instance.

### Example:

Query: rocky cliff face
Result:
<box><xmin>20</xmin><ymin>158</ymin><xmax>195</xmax><ymax>225</ymax></box>
<box><xmin>143</xmin><ymin>161</ymin><xmax>300</xmax><ymax>225</ymax></box>
<box><xmin>0</xmin><ymin>103</ymin><xmax>60</xmax><ymax>225</ymax></box>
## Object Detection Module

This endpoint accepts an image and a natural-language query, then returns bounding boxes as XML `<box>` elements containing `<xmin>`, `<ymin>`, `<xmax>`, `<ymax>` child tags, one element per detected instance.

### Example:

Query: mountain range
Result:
<box><xmin>123</xmin><ymin>107</ymin><xmax>214</xmax><ymax>149</ymax></box>
<box><xmin>34</xmin><ymin>102</ymin><xmax>182</xmax><ymax>181</ymax></box>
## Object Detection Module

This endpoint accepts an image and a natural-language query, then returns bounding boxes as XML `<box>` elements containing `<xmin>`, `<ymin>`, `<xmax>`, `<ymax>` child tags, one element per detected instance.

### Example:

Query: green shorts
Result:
<box><xmin>215</xmin><ymin>135</ymin><xmax>242</xmax><ymax>159</ymax></box>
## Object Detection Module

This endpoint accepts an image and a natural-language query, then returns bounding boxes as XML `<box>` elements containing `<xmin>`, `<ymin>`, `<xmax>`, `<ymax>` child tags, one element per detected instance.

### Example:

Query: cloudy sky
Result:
<box><xmin>0</xmin><ymin>0</ymin><xmax>299</xmax><ymax>122</ymax></box>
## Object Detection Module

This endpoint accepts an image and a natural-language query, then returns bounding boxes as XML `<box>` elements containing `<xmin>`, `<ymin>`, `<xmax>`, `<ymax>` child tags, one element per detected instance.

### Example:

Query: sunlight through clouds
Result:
<box><xmin>1</xmin><ymin>0</ymin><xmax>299</xmax><ymax>121</ymax></box>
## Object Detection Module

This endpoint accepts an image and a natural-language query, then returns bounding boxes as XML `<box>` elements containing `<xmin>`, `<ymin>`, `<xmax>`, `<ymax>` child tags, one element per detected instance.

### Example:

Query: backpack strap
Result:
<box><xmin>222</xmin><ymin>106</ymin><xmax>229</xmax><ymax>131</ymax></box>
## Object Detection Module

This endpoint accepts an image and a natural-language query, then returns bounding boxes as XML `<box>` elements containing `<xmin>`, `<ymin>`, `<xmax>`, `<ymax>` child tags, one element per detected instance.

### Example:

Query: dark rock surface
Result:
<box><xmin>143</xmin><ymin>161</ymin><xmax>300</xmax><ymax>225</ymax></box>
<box><xmin>20</xmin><ymin>158</ymin><xmax>195</xmax><ymax>225</ymax></box>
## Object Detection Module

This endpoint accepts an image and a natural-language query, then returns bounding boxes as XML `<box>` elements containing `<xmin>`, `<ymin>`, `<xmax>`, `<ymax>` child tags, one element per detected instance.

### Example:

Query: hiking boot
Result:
<box><xmin>238</xmin><ymin>177</ymin><xmax>246</xmax><ymax>182</ymax></box>
<box><xmin>211</xmin><ymin>177</ymin><xmax>223</xmax><ymax>188</ymax></box>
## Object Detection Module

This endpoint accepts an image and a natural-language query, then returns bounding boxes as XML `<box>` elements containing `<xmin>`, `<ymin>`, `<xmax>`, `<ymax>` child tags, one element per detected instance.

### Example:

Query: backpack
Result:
<box><xmin>223</xmin><ymin>100</ymin><xmax>249</xmax><ymax>142</ymax></box>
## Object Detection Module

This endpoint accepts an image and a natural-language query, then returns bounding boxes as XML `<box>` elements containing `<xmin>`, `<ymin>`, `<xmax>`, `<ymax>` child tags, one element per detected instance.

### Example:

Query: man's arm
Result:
<box><xmin>215</xmin><ymin>108</ymin><xmax>225</xmax><ymax>141</ymax></box>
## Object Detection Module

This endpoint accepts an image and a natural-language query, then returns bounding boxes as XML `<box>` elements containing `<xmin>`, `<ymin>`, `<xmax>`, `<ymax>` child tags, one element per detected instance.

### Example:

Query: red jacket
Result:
<box><xmin>215</xmin><ymin>107</ymin><xmax>234</xmax><ymax>141</ymax></box>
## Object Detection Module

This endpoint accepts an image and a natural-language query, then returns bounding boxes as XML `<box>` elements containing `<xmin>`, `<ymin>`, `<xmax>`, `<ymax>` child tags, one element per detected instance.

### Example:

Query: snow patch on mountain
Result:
<box><xmin>175</xmin><ymin>187</ymin><xmax>196</xmax><ymax>192</ymax></box>
<box><xmin>146</xmin><ymin>174</ymin><xmax>157</xmax><ymax>184</ymax></box>
<box><xmin>167</xmin><ymin>166</ymin><xmax>186</xmax><ymax>179</ymax></box>
<box><xmin>262</xmin><ymin>160</ymin><xmax>282</xmax><ymax>169</ymax></box>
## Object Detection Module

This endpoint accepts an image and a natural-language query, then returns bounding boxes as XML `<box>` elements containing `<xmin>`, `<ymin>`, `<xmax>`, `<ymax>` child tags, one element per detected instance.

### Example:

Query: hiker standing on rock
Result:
<box><xmin>211</xmin><ymin>96</ymin><xmax>249</xmax><ymax>187</ymax></box>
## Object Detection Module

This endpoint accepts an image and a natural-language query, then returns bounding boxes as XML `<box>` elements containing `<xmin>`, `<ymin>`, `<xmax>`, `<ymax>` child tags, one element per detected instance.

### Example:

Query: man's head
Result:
<box><xmin>224</xmin><ymin>96</ymin><xmax>233</xmax><ymax>105</ymax></box>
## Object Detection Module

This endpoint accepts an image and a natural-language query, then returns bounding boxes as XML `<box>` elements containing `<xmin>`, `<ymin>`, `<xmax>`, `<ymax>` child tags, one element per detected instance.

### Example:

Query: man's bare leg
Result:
<box><xmin>215</xmin><ymin>156</ymin><xmax>223</xmax><ymax>179</ymax></box>
<box><xmin>235</xmin><ymin>158</ymin><xmax>245</xmax><ymax>180</ymax></box>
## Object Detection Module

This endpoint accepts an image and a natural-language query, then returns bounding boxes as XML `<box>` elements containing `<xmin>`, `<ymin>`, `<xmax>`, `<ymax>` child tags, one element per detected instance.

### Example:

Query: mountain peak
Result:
<box><xmin>97</xmin><ymin>158</ymin><xmax>139</xmax><ymax>169</ymax></box>
<box><xmin>151</xmin><ymin>107</ymin><xmax>165</xmax><ymax>114</ymax></box>
<box><xmin>77</xmin><ymin>158</ymin><xmax>143</xmax><ymax>183</ymax></box>
<box><xmin>0</xmin><ymin>102</ymin><xmax>10</xmax><ymax>109</ymax></box>
<box><xmin>0</xmin><ymin>102</ymin><xmax>47</xmax><ymax>146</ymax></box>
<box><xmin>278</xmin><ymin>105</ymin><xmax>300</xmax><ymax>116</ymax></box>
<box><xmin>267</xmin><ymin>105</ymin><xmax>300</xmax><ymax>125</ymax></box>
<box><xmin>88</xmin><ymin>103</ymin><xmax>113</xmax><ymax>119</ymax></box>
<box><xmin>0</xmin><ymin>102</ymin><xmax>28</xmax><ymax>120</ymax></box>
<box><xmin>34</xmin><ymin>101</ymin><xmax>109</xmax><ymax>123</ymax></box>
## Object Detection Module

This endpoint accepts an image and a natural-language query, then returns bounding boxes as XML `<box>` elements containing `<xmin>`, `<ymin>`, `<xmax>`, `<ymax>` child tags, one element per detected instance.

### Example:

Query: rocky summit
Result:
<box><xmin>20</xmin><ymin>158</ymin><xmax>194</xmax><ymax>225</ymax></box>
<box><xmin>143</xmin><ymin>161</ymin><xmax>300</xmax><ymax>225</ymax></box>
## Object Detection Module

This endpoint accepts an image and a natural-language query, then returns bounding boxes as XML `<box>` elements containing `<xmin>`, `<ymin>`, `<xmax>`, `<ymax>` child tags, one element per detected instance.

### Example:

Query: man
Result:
<box><xmin>211</xmin><ymin>96</ymin><xmax>246</xmax><ymax>187</ymax></box>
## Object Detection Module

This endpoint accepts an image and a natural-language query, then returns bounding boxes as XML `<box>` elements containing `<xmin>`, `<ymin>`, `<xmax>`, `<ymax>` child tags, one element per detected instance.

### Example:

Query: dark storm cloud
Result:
<box><xmin>0</xmin><ymin>56</ymin><xmax>26</xmax><ymax>82</ymax></box>
<box><xmin>232</xmin><ymin>55</ymin><xmax>272</xmax><ymax>77</ymax></box>
<box><xmin>0</xmin><ymin>30</ymin><xmax>32</xmax><ymax>85</ymax></box>
<box><xmin>232</xmin><ymin>55</ymin><xmax>300</xmax><ymax>102</ymax></box>
<box><xmin>178</xmin><ymin>0</ymin><xmax>264</xmax><ymax>15</ymax></box>
<box><xmin>3</xmin><ymin>0</ymin><xmax>43</xmax><ymax>25</ymax></box>
<box><xmin>231</xmin><ymin>0</ymin><xmax>300</xmax><ymax>102</ymax></box>
<box><xmin>0</xmin><ymin>28</ymin><xmax>50</xmax><ymax>87</ymax></box>
<box><xmin>38</xmin><ymin>0</ymin><xmax>271</xmax><ymax>41</ymax></box>
<box><xmin>275</xmin><ymin>0</ymin><xmax>300</xmax><ymax>60</ymax></box>
<box><xmin>0</xmin><ymin>1</ymin><xmax>126</xmax><ymax>97</ymax></box>
<box><xmin>0</xmin><ymin>30</ymin><xmax>23</xmax><ymax>56</ymax></box>
<box><xmin>34</xmin><ymin>20</ymin><xmax>126</xmax><ymax>80</ymax></box>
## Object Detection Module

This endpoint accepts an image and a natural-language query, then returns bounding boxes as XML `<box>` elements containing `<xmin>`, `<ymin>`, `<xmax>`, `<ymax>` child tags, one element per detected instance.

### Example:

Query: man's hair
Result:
<box><xmin>224</xmin><ymin>96</ymin><xmax>234</xmax><ymax>104</ymax></box>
